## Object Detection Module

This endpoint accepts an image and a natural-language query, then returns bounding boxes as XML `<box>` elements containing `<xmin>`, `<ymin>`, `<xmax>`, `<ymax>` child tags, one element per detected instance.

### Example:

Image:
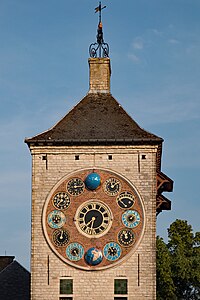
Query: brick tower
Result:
<box><xmin>25</xmin><ymin>4</ymin><xmax>172</xmax><ymax>300</ymax></box>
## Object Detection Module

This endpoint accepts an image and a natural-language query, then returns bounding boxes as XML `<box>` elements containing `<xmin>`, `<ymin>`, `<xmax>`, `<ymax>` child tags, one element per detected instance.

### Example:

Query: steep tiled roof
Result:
<box><xmin>25</xmin><ymin>93</ymin><xmax>163</xmax><ymax>146</ymax></box>
<box><xmin>0</xmin><ymin>261</ymin><xmax>30</xmax><ymax>300</ymax></box>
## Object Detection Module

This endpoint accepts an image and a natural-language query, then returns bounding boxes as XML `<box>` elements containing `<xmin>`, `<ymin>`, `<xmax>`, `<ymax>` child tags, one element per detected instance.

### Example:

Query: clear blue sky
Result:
<box><xmin>0</xmin><ymin>0</ymin><xmax>199</xmax><ymax>270</ymax></box>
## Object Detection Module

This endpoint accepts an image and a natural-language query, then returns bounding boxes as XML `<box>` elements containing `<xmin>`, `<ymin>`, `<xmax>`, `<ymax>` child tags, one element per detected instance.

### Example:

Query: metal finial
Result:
<box><xmin>89</xmin><ymin>1</ymin><xmax>109</xmax><ymax>58</ymax></box>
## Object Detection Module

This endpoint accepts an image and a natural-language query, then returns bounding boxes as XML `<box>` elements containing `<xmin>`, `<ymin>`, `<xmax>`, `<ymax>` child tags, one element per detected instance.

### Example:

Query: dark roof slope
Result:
<box><xmin>0</xmin><ymin>256</ymin><xmax>15</xmax><ymax>272</ymax></box>
<box><xmin>25</xmin><ymin>93</ymin><xmax>162</xmax><ymax>146</ymax></box>
<box><xmin>0</xmin><ymin>261</ymin><xmax>30</xmax><ymax>300</ymax></box>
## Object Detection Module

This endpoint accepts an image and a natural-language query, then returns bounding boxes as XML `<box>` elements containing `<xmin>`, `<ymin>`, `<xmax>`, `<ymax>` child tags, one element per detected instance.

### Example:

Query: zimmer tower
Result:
<box><xmin>25</xmin><ymin>4</ymin><xmax>173</xmax><ymax>299</ymax></box>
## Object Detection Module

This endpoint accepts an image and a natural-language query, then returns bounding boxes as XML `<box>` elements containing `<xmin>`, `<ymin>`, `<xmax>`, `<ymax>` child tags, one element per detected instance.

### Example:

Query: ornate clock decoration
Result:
<box><xmin>42</xmin><ymin>168</ymin><xmax>145</xmax><ymax>271</ymax></box>
<box><xmin>53</xmin><ymin>192</ymin><xmax>70</xmax><ymax>210</ymax></box>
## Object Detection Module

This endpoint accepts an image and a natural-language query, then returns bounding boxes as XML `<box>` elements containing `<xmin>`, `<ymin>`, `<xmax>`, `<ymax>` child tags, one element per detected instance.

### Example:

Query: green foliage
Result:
<box><xmin>157</xmin><ymin>219</ymin><xmax>200</xmax><ymax>299</ymax></box>
<box><xmin>156</xmin><ymin>236</ymin><xmax>176</xmax><ymax>299</ymax></box>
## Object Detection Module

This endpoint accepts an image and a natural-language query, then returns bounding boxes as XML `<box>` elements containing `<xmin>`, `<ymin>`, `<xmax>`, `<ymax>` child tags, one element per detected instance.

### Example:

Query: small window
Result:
<box><xmin>141</xmin><ymin>154</ymin><xmax>146</xmax><ymax>160</ymax></box>
<box><xmin>60</xmin><ymin>279</ymin><xmax>73</xmax><ymax>299</ymax></box>
<box><xmin>114</xmin><ymin>279</ymin><xmax>128</xmax><ymax>296</ymax></box>
<box><xmin>108</xmin><ymin>155</ymin><xmax>113</xmax><ymax>160</ymax></box>
<box><xmin>114</xmin><ymin>298</ymin><xmax>128</xmax><ymax>300</ymax></box>
<box><xmin>75</xmin><ymin>155</ymin><xmax>79</xmax><ymax>160</ymax></box>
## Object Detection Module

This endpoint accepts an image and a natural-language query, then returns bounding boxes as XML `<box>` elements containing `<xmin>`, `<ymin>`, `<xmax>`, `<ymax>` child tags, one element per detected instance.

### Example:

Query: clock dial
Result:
<box><xmin>118</xmin><ymin>229</ymin><xmax>135</xmax><ymax>247</ymax></box>
<box><xmin>66</xmin><ymin>243</ymin><xmax>84</xmax><ymax>261</ymax></box>
<box><xmin>103</xmin><ymin>242</ymin><xmax>121</xmax><ymax>261</ymax></box>
<box><xmin>122</xmin><ymin>210</ymin><xmax>140</xmax><ymax>228</ymax></box>
<box><xmin>117</xmin><ymin>191</ymin><xmax>135</xmax><ymax>209</ymax></box>
<box><xmin>43</xmin><ymin>168</ymin><xmax>145</xmax><ymax>270</ymax></box>
<box><xmin>103</xmin><ymin>178</ymin><xmax>121</xmax><ymax>196</ymax></box>
<box><xmin>75</xmin><ymin>201</ymin><xmax>112</xmax><ymax>237</ymax></box>
<box><xmin>67</xmin><ymin>178</ymin><xmax>85</xmax><ymax>196</ymax></box>
<box><xmin>47</xmin><ymin>210</ymin><xmax>66</xmax><ymax>229</ymax></box>
<box><xmin>52</xmin><ymin>229</ymin><xmax>70</xmax><ymax>247</ymax></box>
<box><xmin>53</xmin><ymin>192</ymin><xmax>70</xmax><ymax>210</ymax></box>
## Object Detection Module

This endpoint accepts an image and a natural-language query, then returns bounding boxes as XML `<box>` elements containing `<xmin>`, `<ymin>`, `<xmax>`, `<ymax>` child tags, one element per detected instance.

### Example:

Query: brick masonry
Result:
<box><xmin>30</xmin><ymin>145</ymin><xmax>158</xmax><ymax>299</ymax></box>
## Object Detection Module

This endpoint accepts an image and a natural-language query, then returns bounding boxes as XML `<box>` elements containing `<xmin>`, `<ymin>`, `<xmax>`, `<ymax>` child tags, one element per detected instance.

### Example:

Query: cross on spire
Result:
<box><xmin>89</xmin><ymin>1</ymin><xmax>109</xmax><ymax>58</ymax></box>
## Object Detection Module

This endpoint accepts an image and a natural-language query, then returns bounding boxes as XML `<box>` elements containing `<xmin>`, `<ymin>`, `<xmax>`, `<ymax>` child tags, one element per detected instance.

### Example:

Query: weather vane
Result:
<box><xmin>89</xmin><ymin>1</ymin><xmax>109</xmax><ymax>58</ymax></box>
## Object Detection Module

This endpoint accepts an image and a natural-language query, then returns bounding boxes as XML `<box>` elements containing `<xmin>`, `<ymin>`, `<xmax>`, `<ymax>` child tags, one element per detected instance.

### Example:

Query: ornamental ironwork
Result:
<box><xmin>89</xmin><ymin>1</ymin><xmax>109</xmax><ymax>58</ymax></box>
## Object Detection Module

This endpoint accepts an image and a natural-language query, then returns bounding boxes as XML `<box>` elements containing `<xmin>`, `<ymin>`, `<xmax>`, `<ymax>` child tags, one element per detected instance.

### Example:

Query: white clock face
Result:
<box><xmin>42</xmin><ymin>168</ymin><xmax>145</xmax><ymax>271</ymax></box>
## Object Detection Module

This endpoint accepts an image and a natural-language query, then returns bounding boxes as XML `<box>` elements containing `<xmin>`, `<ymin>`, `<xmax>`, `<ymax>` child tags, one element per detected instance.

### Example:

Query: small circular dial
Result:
<box><xmin>75</xmin><ymin>201</ymin><xmax>112</xmax><ymax>237</ymax></box>
<box><xmin>47</xmin><ymin>210</ymin><xmax>66</xmax><ymax>229</ymax></box>
<box><xmin>103</xmin><ymin>242</ymin><xmax>121</xmax><ymax>261</ymax></box>
<box><xmin>103</xmin><ymin>178</ymin><xmax>121</xmax><ymax>196</ymax></box>
<box><xmin>53</xmin><ymin>192</ymin><xmax>70</xmax><ymax>210</ymax></box>
<box><xmin>66</xmin><ymin>243</ymin><xmax>84</xmax><ymax>261</ymax></box>
<box><xmin>117</xmin><ymin>191</ymin><xmax>135</xmax><ymax>209</ymax></box>
<box><xmin>122</xmin><ymin>210</ymin><xmax>140</xmax><ymax>228</ymax></box>
<box><xmin>52</xmin><ymin>229</ymin><xmax>70</xmax><ymax>246</ymax></box>
<box><xmin>67</xmin><ymin>178</ymin><xmax>85</xmax><ymax>196</ymax></box>
<box><xmin>118</xmin><ymin>229</ymin><xmax>135</xmax><ymax>247</ymax></box>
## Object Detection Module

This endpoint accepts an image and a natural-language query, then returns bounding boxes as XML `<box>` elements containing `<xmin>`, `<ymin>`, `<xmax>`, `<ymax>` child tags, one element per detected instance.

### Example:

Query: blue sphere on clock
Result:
<box><xmin>85</xmin><ymin>247</ymin><xmax>103</xmax><ymax>266</ymax></box>
<box><xmin>85</xmin><ymin>172</ymin><xmax>101</xmax><ymax>190</ymax></box>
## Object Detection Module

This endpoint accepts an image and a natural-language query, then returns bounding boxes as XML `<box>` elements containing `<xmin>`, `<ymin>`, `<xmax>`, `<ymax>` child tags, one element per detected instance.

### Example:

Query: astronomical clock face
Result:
<box><xmin>42</xmin><ymin>168</ymin><xmax>145</xmax><ymax>271</ymax></box>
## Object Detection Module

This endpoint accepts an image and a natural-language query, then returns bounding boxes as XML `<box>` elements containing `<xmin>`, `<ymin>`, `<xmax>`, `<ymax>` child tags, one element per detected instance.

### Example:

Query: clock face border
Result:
<box><xmin>42</xmin><ymin>168</ymin><xmax>145</xmax><ymax>271</ymax></box>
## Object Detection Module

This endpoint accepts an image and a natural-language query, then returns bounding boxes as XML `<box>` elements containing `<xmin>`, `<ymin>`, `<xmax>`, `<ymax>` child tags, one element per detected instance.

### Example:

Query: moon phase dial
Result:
<box><xmin>117</xmin><ymin>191</ymin><xmax>135</xmax><ymax>209</ymax></box>
<box><xmin>118</xmin><ymin>229</ymin><xmax>135</xmax><ymax>247</ymax></box>
<box><xmin>122</xmin><ymin>210</ymin><xmax>141</xmax><ymax>228</ymax></box>
<box><xmin>103</xmin><ymin>178</ymin><xmax>121</xmax><ymax>196</ymax></box>
<box><xmin>67</xmin><ymin>178</ymin><xmax>85</xmax><ymax>196</ymax></box>
<box><xmin>53</xmin><ymin>192</ymin><xmax>70</xmax><ymax>210</ymax></box>
<box><xmin>52</xmin><ymin>229</ymin><xmax>70</xmax><ymax>247</ymax></box>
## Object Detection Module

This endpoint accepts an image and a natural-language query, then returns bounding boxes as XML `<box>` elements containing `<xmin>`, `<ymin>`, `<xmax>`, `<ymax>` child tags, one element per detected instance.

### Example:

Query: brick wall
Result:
<box><xmin>30</xmin><ymin>145</ymin><xmax>157</xmax><ymax>300</ymax></box>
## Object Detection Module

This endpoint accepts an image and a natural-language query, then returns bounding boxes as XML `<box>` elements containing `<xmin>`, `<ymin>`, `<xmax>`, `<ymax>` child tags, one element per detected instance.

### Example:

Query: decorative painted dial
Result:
<box><xmin>42</xmin><ymin>168</ymin><xmax>145</xmax><ymax>271</ymax></box>
<box><xmin>118</xmin><ymin>229</ymin><xmax>135</xmax><ymax>247</ymax></box>
<box><xmin>67</xmin><ymin>178</ymin><xmax>85</xmax><ymax>196</ymax></box>
<box><xmin>103</xmin><ymin>242</ymin><xmax>121</xmax><ymax>261</ymax></box>
<box><xmin>75</xmin><ymin>201</ymin><xmax>112</xmax><ymax>237</ymax></box>
<box><xmin>103</xmin><ymin>177</ymin><xmax>121</xmax><ymax>196</ymax></box>
<box><xmin>47</xmin><ymin>210</ymin><xmax>66</xmax><ymax>229</ymax></box>
<box><xmin>53</xmin><ymin>192</ymin><xmax>70</xmax><ymax>210</ymax></box>
<box><xmin>66</xmin><ymin>243</ymin><xmax>84</xmax><ymax>261</ymax></box>
<box><xmin>122</xmin><ymin>210</ymin><xmax>140</xmax><ymax>228</ymax></box>
<box><xmin>52</xmin><ymin>229</ymin><xmax>70</xmax><ymax>246</ymax></box>
<box><xmin>117</xmin><ymin>191</ymin><xmax>135</xmax><ymax>209</ymax></box>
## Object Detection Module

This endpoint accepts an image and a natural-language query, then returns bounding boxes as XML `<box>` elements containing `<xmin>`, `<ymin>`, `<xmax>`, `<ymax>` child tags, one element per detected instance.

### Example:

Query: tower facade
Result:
<box><xmin>25</xmin><ymin>8</ymin><xmax>172</xmax><ymax>300</ymax></box>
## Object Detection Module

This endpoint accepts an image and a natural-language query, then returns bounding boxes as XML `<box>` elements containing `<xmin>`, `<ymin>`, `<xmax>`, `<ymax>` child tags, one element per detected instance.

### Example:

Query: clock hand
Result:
<box><xmin>119</xmin><ymin>200</ymin><xmax>127</xmax><ymax>207</ymax></box>
<box><xmin>86</xmin><ymin>216</ymin><xmax>96</xmax><ymax>226</ymax></box>
<box><xmin>60</xmin><ymin>230</ymin><xmax>63</xmax><ymax>239</ymax></box>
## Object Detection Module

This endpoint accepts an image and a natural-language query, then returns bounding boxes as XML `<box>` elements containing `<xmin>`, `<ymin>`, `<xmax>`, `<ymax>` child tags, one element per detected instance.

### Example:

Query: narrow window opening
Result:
<box><xmin>114</xmin><ymin>279</ymin><xmax>128</xmax><ymax>299</ymax></box>
<box><xmin>108</xmin><ymin>155</ymin><xmax>113</xmax><ymax>160</ymax></box>
<box><xmin>141</xmin><ymin>154</ymin><xmax>146</xmax><ymax>160</ymax></box>
<box><xmin>60</xmin><ymin>278</ymin><xmax>73</xmax><ymax>300</ymax></box>
<box><xmin>75</xmin><ymin>155</ymin><xmax>80</xmax><ymax>161</ymax></box>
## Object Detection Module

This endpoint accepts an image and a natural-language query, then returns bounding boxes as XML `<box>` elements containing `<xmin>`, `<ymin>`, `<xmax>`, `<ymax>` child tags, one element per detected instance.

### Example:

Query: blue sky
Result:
<box><xmin>0</xmin><ymin>0</ymin><xmax>199</xmax><ymax>270</ymax></box>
